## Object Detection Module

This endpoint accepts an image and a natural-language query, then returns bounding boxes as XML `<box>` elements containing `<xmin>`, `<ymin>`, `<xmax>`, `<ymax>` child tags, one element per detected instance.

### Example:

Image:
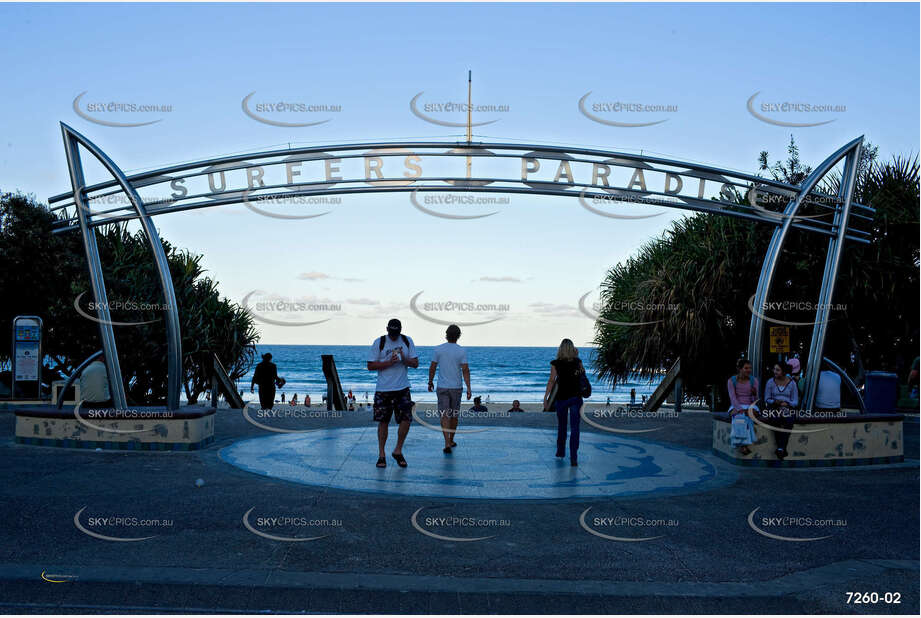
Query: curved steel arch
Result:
<box><xmin>60</xmin><ymin>123</ymin><xmax>182</xmax><ymax>410</ymax></box>
<box><xmin>746</xmin><ymin>136</ymin><xmax>863</xmax><ymax>409</ymax></box>
<box><xmin>51</xmin><ymin>127</ymin><xmax>871</xmax><ymax>411</ymax></box>
<box><xmin>48</xmin><ymin>141</ymin><xmax>873</xmax><ymax>239</ymax></box>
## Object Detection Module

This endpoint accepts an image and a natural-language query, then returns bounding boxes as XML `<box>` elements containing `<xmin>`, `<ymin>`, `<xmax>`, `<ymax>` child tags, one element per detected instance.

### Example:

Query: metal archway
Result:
<box><xmin>50</xmin><ymin>124</ymin><xmax>870</xmax><ymax>410</ymax></box>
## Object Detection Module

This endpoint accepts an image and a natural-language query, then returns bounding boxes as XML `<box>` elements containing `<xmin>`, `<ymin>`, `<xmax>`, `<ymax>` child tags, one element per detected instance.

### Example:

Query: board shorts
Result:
<box><xmin>373</xmin><ymin>388</ymin><xmax>414</xmax><ymax>423</ymax></box>
<box><xmin>436</xmin><ymin>387</ymin><xmax>462</xmax><ymax>418</ymax></box>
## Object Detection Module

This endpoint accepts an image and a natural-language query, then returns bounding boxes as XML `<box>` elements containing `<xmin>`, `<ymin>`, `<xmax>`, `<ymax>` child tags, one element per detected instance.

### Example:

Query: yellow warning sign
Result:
<box><xmin>769</xmin><ymin>326</ymin><xmax>790</xmax><ymax>353</ymax></box>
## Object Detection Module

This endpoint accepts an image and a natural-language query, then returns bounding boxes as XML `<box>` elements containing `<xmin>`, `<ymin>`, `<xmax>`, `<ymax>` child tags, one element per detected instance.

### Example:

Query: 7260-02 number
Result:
<box><xmin>846</xmin><ymin>592</ymin><xmax>900</xmax><ymax>604</ymax></box>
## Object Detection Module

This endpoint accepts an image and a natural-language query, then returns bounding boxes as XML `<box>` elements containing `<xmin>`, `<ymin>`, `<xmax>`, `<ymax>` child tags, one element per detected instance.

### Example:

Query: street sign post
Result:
<box><xmin>11</xmin><ymin>315</ymin><xmax>43</xmax><ymax>400</ymax></box>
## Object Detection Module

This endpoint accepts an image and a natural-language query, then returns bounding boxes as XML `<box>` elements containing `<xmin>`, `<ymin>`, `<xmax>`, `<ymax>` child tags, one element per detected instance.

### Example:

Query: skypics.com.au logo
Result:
<box><xmin>73</xmin><ymin>91</ymin><xmax>172</xmax><ymax>128</ymax></box>
<box><xmin>579</xmin><ymin>292</ymin><xmax>679</xmax><ymax>327</ymax></box>
<box><xmin>73</xmin><ymin>506</ymin><xmax>173</xmax><ymax>542</ymax></box>
<box><xmin>242</xmin><ymin>191</ymin><xmax>340</xmax><ymax>220</ymax></box>
<box><xmin>409</xmin><ymin>190</ymin><xmax>508</xmax><ymax>220</ymax></box>
<box><xmin>73</xmin><ymin>292</ymin><xmax>168</xmax><ymax>327</ymax></box>
<box><xmin>580</xmin><ymin>406</ymin><xmax>677</xmax><ymax>434</ymax></box>
<box><xmin>409</xmin><ymin>91</ymin><xmax>509</xmax><ymax>127</ymax></box>
<box><xmin>746</xmin><ymin>91</ymin><xmax>845</xmax><ymax>128</ymax></box>
<box><xmin>747</xmin><ymin>295</ymin><xmax>847</xmax><ymax>327</ymax></box>
<box><xmin>241</xmin><ymin>403</ymin><xmax>343</xmax><ymax>434</ymax></box>
<box><xmin>747</xmin><ymin>507</ymin><xmax>846</xmax><ymax>542</ymax></box>
<box><xmin>410</xmin><ymin>291</ymin><xmax>509</xmax><ymax>327</ymax></box>
<box><xmin>242</xmin><ymin>507</ymin><xmax>341</xmax><ymax>542</ymax></box>
<box><xmin>241</xmin><ymin>291</ymin><xmax>342</xmax><ymax>327</ymax></box>
<box><xmin>410</xmin><ymin>507</ymin><xmax>510</xmax><ymax>542</ymax></box>
<box><xmin>578</xmin><ymin>92</ymin><xmax>677</xmax><ymax>127</ymax></box>
<box><xmin>579</xmin><ymin>507</ymin><xmax>678</xmax><ymax>542</ymax></box>
<box><xmin>241</xmin><ymin>92</ymin><xmax>342</xmax><ymax>127</ymax></box>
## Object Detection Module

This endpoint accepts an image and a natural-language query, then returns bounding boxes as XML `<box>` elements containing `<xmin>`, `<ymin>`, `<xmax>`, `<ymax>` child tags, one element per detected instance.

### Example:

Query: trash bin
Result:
<box><xmin>864</xmin><ymin>371</ymin><xmax>899</xmax><ymax>414</ymax></box>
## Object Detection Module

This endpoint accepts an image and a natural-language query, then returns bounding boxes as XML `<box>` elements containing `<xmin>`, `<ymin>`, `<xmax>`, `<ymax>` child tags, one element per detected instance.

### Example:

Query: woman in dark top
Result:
<box><xmin>543</xmin><ymin>338</ymin><xmax>585</xmax><ymax>466</ymax></box>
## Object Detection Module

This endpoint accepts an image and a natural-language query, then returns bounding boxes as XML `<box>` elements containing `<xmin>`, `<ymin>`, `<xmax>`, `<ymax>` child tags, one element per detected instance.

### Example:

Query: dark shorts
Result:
<box><xmin>373</xmin><ymin>388</ymin><xmax>414</xmax><ymax>424</ymax></box>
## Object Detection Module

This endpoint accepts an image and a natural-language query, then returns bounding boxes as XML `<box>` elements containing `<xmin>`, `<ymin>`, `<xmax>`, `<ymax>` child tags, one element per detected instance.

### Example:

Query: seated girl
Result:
<box><xmin>727</xmin><ymin>358</ymin><xmax>759</xmax><ymax>455</ymax></box>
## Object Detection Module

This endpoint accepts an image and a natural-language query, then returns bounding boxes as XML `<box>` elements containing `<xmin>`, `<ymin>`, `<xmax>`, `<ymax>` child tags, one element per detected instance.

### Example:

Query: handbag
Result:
<box><xmin>730</xmin><ymin>410</ymin><xmax>756</xmax><ymax>445</ymax></box>
<box><xmin>578</xmin><ymin>363</ymin><xmax>592</xmax><ymax>398</ymax></box>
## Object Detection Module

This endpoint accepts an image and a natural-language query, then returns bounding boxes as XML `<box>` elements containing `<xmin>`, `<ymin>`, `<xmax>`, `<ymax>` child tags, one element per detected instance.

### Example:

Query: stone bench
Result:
<box><xmin>14</xmin><ymin>405</ymin><xmax>215</xmax><ymax>451</ymax></box>
<box><xmin>712</xmin><ymin>411</ymin><xmax>903</xmax><ymax>467</ymax></box>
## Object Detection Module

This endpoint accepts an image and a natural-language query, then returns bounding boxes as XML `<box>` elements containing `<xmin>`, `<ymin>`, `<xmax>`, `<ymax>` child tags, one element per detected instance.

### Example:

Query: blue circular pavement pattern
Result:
<box><xmin>220</xmin><ymin>427</ymin><xmax>733</xmax><ymax>500</ymax></box>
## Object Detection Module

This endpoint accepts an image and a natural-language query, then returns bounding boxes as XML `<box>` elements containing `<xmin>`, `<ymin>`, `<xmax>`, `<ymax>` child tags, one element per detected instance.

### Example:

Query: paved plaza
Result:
<box><xmin>0</xmin><ymin>406</ymin><xmax>917</xmax><ymax>613</ymax></box>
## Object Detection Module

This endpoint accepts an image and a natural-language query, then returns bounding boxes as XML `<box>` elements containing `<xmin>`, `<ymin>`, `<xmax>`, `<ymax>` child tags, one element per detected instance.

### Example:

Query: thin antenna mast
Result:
<box><xmin>466</xmin><ymin>70</ymin><xmax>472</xmax><ymax>179</ymax></box>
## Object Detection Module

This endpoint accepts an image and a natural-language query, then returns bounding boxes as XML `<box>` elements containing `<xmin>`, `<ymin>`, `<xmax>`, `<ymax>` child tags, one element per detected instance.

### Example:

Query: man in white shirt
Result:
<box><xmin>80</xmin><ymin>354</ymin><xmax>113</xmax><ymax>408</ymax></box>
<box><xmin>815</xmin><ymin>369</ymin><xmax>842</xmax><ymax>413</ymax></box>
<box><xmin>428</xmin><ymin>324</ymin><xmax>472</xmax><ymax>454</ymax></box>
<box><xmin>367</xmin><ymin>319</ymin><xmax>419</xmax><ymax>468</ymax></box>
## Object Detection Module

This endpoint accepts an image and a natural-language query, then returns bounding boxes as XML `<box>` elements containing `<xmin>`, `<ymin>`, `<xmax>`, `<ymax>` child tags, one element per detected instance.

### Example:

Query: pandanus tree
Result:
<box><xmin>592</xmin><ymin>139</ymin><xmax>919</xmax><ymax>408</ymax></box>
<box><xmin>0</xmin><ymin>191</ymin><xmax>259</xmax><ymax>405</ymax></box>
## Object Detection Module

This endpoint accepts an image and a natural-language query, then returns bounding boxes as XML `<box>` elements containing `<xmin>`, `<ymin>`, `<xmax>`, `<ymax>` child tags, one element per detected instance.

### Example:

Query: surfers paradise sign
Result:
<box><xmin>48</xmin><ymin>124</ymin><xmax>870</xmax><ymax>413</ymax></box>
<box><xmin>49</xmin><ymin>139</ymin><xmax>868</xmax><ymax>238</ymax></box>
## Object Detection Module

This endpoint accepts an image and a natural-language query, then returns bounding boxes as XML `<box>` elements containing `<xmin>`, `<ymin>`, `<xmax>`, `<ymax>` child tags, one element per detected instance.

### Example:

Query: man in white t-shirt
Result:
<box><xmin>815</xmin><ymin>369</ymin><xmax>842</xmax><ymax>413</ymax></box>
<box><xmin>367</xmin><ymin>318</ymin><xmax>419</xmax><ymax>468</ymax></box>
<box><xmin>428</xmin><ymin>324</ymin><xmax>472</xmax><ymax>454</ymax></box>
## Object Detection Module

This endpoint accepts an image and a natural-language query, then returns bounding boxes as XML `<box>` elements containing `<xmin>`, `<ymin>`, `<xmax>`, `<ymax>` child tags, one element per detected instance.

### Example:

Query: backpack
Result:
<box><xmin>379</xmin><ymin>334</ymin><xmax>410</xmax><ymax>351</ymax></box>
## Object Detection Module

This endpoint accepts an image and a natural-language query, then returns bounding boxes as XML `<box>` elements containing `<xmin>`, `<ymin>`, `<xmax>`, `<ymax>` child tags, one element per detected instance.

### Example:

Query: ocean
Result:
<box><xmin>240</xmin><ymin>345</ymin><xmax>661</xmax><ymax>404</ymax></box>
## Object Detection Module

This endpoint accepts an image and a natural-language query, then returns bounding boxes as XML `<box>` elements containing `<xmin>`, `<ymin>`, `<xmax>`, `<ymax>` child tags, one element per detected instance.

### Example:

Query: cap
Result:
<box><xmin>386</xmin><ymin>318</ymin><xmax>402</xmax><ymax>333</ymax></box>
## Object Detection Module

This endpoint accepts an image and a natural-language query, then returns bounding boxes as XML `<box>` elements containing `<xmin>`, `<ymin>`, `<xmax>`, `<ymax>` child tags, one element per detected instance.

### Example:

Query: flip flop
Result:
<box><xmin>392</xmin><ymin>452</ymin><xmax>408</xmax><ymax>468</ymax></box>
<box><xmin>376</xmin><ymin>457</ymin><xmax>386</xmax><ymax>468</ymax></box>
<box><xmin>443</xmin><ymin>446</ymin><xmax>452</xmax><ymax>454</ymax></box>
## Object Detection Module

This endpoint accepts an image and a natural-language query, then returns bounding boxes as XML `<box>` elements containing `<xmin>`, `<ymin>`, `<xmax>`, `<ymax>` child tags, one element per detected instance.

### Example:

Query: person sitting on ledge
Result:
<box><xmin>508</xmin><ymin>400</ymin><xmax>524</xmax><ymax>413</ymax></box>
<box><xmin>471</xmin><ymin>396</ymin><xmax>488</xmax><ymax>413</ymax></box>
<box><xmin>787</xmin><ymin>357</ymin><xmax>803</xmax><ymax>397</ymax></box>
<box><xmin>763</xmin><ymin>361</ymin><xmax>798</xmax><ymax>460</ymax></box>
<box><xmin>815</xmin><ymin>367</ymin><xmax>842</xmax><ymax>415</ymax></box>
<box><xmin>727</xmin><ymin>358</ymin><xmax>759</xmax><ymax>456</ymax></box>
<box><xmin>80</xmin><ymin>354</ymin><xmax>113</xmax><ymax>409</ymax></box>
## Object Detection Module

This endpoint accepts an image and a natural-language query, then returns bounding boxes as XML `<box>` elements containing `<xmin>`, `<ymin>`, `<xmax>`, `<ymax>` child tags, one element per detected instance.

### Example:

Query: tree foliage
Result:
<box><xmin>592</xmin><ymin>139</ymin><xmax>919</xmax><ymax>407</ymax></box>
<box><xmin>0</xmin><ymin>191</ymin><xmax>259</xmax><ymax>404</ymax></box>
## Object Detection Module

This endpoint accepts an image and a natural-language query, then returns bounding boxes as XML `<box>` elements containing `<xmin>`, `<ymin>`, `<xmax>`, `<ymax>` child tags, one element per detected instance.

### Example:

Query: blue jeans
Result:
<box><xmin>556</xmin><ymin>396</ymin><xmax>584</xmax><ymax>459</ymax></box>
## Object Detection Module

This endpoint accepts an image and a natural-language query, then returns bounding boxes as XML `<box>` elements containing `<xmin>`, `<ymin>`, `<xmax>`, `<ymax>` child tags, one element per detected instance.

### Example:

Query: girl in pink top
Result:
<box><xmin>727</xmin><ymin>358</ymin><xmax>759</xmax><ymax>454</ymax></box>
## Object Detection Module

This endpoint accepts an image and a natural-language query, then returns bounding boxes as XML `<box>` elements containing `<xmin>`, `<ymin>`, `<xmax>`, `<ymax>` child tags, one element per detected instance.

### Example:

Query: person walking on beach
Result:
<box><xmin>544</xmin><ymin>339</ymin><xmax>587</xmax><ymax>467</ymax></box>
<box><xmin>368</xmin><ymin>318</ymin><xmax>419</xmax><ymax>468</ymax></box>
<box><xmin>251</xmin><ymin>353</ymin><xmax>284</xmax><ymax>411</ymax></box>
<box><xmin>428</xmin><ymin>324</ymin><xmax>472</xmax><ymax>454</ymax></box>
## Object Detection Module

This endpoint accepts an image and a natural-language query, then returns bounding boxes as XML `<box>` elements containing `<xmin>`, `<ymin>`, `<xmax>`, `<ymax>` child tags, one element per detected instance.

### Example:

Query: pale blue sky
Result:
<box><xmin>1</xmin><ymin>2</ymin><xmax>917</xmax><ymax>346</ymax></box>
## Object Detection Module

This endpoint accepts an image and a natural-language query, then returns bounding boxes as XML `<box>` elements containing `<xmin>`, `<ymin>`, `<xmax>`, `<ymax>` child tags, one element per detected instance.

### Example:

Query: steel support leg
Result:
<box><xmin>63</xmin><ymin>129</ymin><xmax>128</xmax><ymax>410</ymax></box>
<box><xmin>801</xmin><ymin>145</ymin><xmax>861</xmax><ymax>412</ymax></box>
<box><xmin>747</xmin><ymin>137</ymin><xmax>864</xmax><ymax>381</ymax></box>
<box><xmin>61</xmin><ymin>123</ymin><xmax>182</xmax><ymax>410</ymax></box>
